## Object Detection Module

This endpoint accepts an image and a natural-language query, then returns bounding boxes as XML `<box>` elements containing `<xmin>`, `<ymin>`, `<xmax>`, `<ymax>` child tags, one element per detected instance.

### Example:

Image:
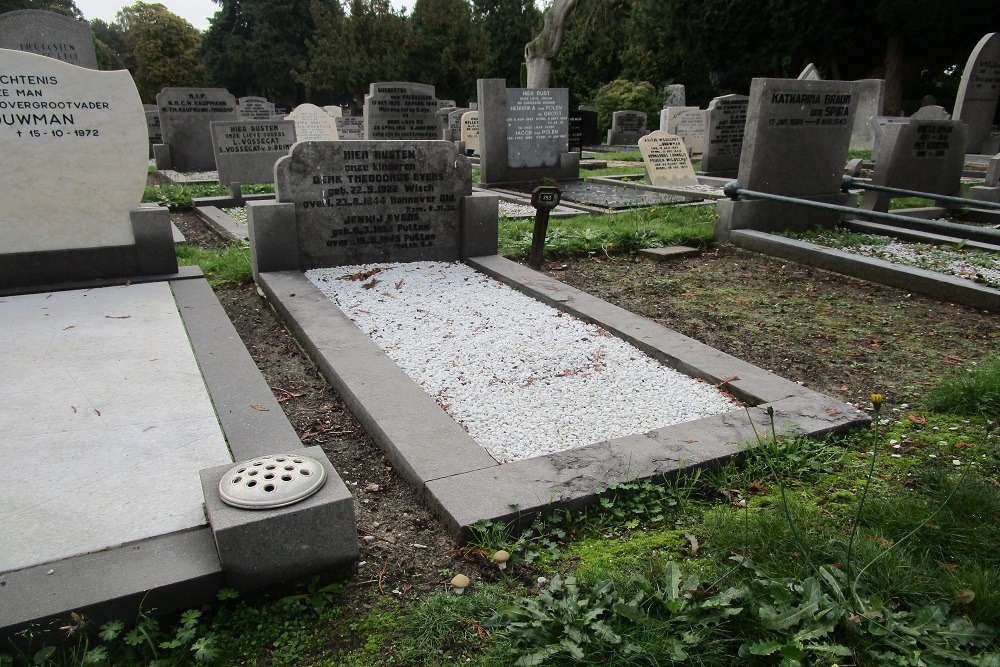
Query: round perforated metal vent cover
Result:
<box><xmin>218</xmin><ymin>455</ymin><xmax>327</xmax><ymax>509</ymax></box>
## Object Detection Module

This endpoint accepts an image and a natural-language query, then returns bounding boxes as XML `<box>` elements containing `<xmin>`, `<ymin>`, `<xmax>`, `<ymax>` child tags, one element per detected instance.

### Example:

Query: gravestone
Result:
<box><xmin>438</xmin><ymin>99</ymin><xmax>456</xmax><ymax>109</ymax></box>
<box><xmin>155</xmin><ymin>87</ymin><xmax>237</xmax><ymax>172</ymax></box>
<box><xmin>436</xmin><ymin>106</ymin><xmax>456</xmax><ymax>139</ymax></box>
<box><xmin>716</xmin><ymin>77</ymin><xmax>860</xmax><ymax>239</ymax></box>
<box><xmin>364</xmin><ymin>82</ymin><xmax>441</xmax><ymax>140</ymax></box>
<box><xmin>144</xmin><ymin>104</ymin><xmax>161</xmax><ymax>159</ymax></box>
<box><xmin>237</xmin><ymin>96</ymin><xmax>276</xmax><ymax>120</ymax></box>
<box><xmin>211</xmin><ymin>119</ymin><xmax>296</xmax><ymax>186</ymax></box>
<box><xmin>286</xmin><ymin>103</ymin><xmax>339</xmax><ymax>140</ymax></box>
<box><xmin>860</xmin><ymin>118</ymin><xmax>967</xmax><ymax>212</ymax></box>
<box><xmin>663</xmin><ymin>84</ymin><xmax>686</xmax><ymax>107</ymax></box>
<box><xmin>970</xmin><ymin>154</ymin><xmax>1000</xmax><ymax>203</ymax></box>
<box><xmin>849</xmin><ymin>79</ymin><xmax>885</xmax><ymax>151</ymax></box>
<box><xmin>578</xmin><ymin>108</ymin><xmax>599</xmax><ymax>147</ymax></box>
<box><xmin>323</xmin><ymin>105</ymin><xmax>343</xmax><ymax>117</ymax></box>
<box><xmin>953</xmin><ymin>33</ymin><xmax>1000</xmax><ymax>154</ymax></box>
<box><xmin>797</xmin><ymin>63</ymin><xmax>821</xmax><ymax>80</ymax></box>
<box><xmin>912</xmin><ymin>105</ymin><xmax>950</xmax><ymax>120</ymax></box>
<box><xmin>262</xmin><ymin>141</ymin><xmax>473</xmax><ymax>268</ymax></box>
<box><xmin>336</xmin><ymin>115</ymin><xmax>364</xmax><ymax>140</ymax></box>
<box><xmin>0</xmin><ymin>9</ymin><xmax>98</xmax><ymax>69</ymax></box>
<box><xmin>662</xmin><ymin>106</ymin><xmax>705</xmax><ymax>154</ymax></box>
<box><xmin>701</xmin><ymin>94</ymin><xmax>749</xmax><ymax>175</ymax></box>
<box><xmin>639</xmin><ymin>131</ymin><xmax>698</xmax><ymax>187</ymax></box>
<box><xmin>477</xmin><ymin>79</ymin><xmax>578</xmax><ymax>186</ymax></box>
<box><xmin>607</xmin><ymin>110</ymin><xmax>648</xmax><ymax>145</ymax></box>
<box><xmin>447</xmin><ymin>107</ymin><xmax>470</xmax><ymax>142</ymax></box>
<box><xmin>873</xmin><ymin>116</ymin><xmax>911</xmax><ymax>154</ymax></box>
<box><xmin>461</xmin><ymin>110</ymin><xmax>479</xmax><ymax>153</ymax></box>
<box><xmin>0</xmin><ymin>48</ymin><xmax>173</xmax><ymax>284</ymax></box>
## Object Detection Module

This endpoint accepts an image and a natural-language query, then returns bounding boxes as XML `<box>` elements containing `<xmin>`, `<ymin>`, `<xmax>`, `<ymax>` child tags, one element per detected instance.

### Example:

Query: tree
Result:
<box><xmin>0</xmin><ymin>0</ymin><xmax>81</xmax><ymax>16</ymax></box>
<box><xmin>116</xmin><ymin>2</ymin><xmax>204</xmax><ymax>102</ymax></box>
<box><xmin>549</xmin><ymin>0</ymin><xmax>634</xmax><ymax>107</ymax></box>
<box><xmin>592</xmin><ymin>78</ymin><xmax>658</xmax><ymax>134</ymax></box>
<box><xmin>409</xmin><ymin>0</ymin><xmax>484</xmax><ymax>102</ymax></box>
<box><xmin>301</xmin><ymin>0</ymin><xmax>410</xmax><ymax>108</ymax></box>
<box><xmin>473</xmin><ymin>0</ymin><xmax>540</xmax><ymax>87</ymax></box>
<box><xmin>524</xmin><ymin>0</ymin><xmax>579</xmax><ymax>88</ymax></box>
<box><xmin>203</xmin><ymin>0</ymin><xmax>330</xmax><ymax>106</ymax></box>
<box><xmin>90</xmin><ymin>18</ymin><xmax>127</xmax><ymax>70</ymax></box>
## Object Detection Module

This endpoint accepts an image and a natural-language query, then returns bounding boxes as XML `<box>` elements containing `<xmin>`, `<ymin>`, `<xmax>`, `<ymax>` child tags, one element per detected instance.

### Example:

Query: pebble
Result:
<box><xmin>306</xmin><ymin>261</ymin><xmax>738</xmax><ymax>462</ymax></box>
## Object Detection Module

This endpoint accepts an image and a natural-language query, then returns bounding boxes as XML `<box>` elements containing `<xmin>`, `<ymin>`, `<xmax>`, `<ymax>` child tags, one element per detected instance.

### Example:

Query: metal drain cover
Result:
<box><xmin>218</xmin><ymin>454</ymin><xmax>327</xmax><ymax>509</ymax></box>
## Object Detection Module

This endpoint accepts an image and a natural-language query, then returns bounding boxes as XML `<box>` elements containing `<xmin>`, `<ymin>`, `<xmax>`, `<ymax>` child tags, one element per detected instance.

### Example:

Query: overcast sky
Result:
<box><xmin>74</xmin><ymin>0</ymin><xmax>415</xmax><ymax>31</ymax></box>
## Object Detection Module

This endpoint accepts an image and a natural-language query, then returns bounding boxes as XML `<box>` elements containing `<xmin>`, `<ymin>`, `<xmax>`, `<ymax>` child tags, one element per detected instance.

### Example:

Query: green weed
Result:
<box><xmin>927</xmin><ymin>356</ymin><xmax>1000</xmax><ymax>417</ymax></box>
<box><xmin>175</xmin><ymin>242</ymin><xmax>253</xmax><ymax>287</ymax></box>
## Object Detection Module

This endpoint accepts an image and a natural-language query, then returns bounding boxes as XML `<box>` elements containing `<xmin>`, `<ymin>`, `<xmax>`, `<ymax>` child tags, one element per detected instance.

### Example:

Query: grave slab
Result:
<box><xmin>638</xmin><ymin>246</ymin><xmax>701</xmax><ymax>261</ymax></box>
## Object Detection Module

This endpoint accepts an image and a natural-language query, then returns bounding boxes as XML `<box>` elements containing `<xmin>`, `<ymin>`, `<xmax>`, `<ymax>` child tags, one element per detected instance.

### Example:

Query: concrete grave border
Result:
<box><xmin>0</xmin><ymin>272</ymin><xmax>357</xmax><ymax>636</ymax></box>
<box><xmin>255</xmin><ymin>255</ymin><xmax>864</xmax><ymax>540</ymax></box>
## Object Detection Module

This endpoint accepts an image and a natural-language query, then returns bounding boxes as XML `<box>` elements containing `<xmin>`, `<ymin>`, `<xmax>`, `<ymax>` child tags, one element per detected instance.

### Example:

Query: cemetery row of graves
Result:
<box><xmin>1</xmin><ymin>8</ymin><xmax>999</xmax><ymax>665</ymax></box>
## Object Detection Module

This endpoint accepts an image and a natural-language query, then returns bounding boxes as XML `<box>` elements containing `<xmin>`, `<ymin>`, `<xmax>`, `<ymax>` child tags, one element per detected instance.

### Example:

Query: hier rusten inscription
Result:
<box><xmin>275</xmin><ymin>141</ymin><xmax>471</xmax><ymax>267</ymax></box>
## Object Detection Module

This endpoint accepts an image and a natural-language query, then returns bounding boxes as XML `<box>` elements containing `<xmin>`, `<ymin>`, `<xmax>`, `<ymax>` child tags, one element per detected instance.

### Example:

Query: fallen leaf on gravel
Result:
<box><xmin>684</xmin><ymin>532</ymin><xmax>700</xmax><ymax>556</ymax></box>
<box><xmin>251</xmin><ymin>404</ymin><xmax>269</xmax><ymax>412</ymax></box>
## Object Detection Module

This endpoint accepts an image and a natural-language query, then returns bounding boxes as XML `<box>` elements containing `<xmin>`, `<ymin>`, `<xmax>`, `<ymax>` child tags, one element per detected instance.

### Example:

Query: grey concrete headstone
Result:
<box><xmin>701</xmin><ymin>94</ymin><xmax>749</xmax><ymax>175</ymax></box>
<box><xmin>506</xmin><ymin>87</ymin><xmax>569</xmax><ymax>168</ymax></box>
<box><xmin>436</xmin><ymin>106</ymin><xmax>456</xmax><ymax>139</ymax></box>
<box><xmin>237</xmin><ymin>96</ymin><xmax>276</xmax><ymax>120</ymax></box>
<box><xmin>273</xmin><ymin>141</ymin><xmax>471</xmax><ymax>267</ymax></box>
<box><xmin>873</xmin><ymin>116</ymin><xmax>910</xmax><ymax>155</ymax></box>
<box><xmin>211</xmin><ymin>119</ymin><xmax>296</xmax><ymax>185</ymax></box>
<box><xmin>156</xmin><ymin>87</ymin><xmax>237</xmax><ymax>172</ymax></box>
<box><xmin>911</xmin><ymin>105</ymin><xmax>950</xmax><ymax>120</ymax></box>
<box><xmin>849</xmin><ymin>79</ymin><xmax>885</xmax><ymax>151</ymax></box>
<box><xmin>0</xmin><ymin>49</ymin><xmax>146</xmax><ymax>254</ymax></box>
<box><xmin>144</xmin><ymin>105</ymin><xmax>161</xmax><ymax>159</ymax></box>
<box><xmin>954</xmin><ymin>33</ymin><xmax>1000</xmax><ymax>154</ymax></box>
<box><xmin>447</xmin><ymin>107</ymin><xmax>470</xmax><ymax>141</ymax></box>
<box><xmin>336</xmin><ymin>115</ymin><xmax>364</xmax><ymax>140</ymax></box>
<box><xmin>607</xmin><ymin>110</ymin><xmax>648</xmax><ymax>145</ymax></box>
<box><xmin>987</xmin><ymin>154</ymin><xmax>1000</xmax><ymax>185</ymax></box>
<box><xmin>861</xmin><ymin>118</ymin><xmax>968</xmax><ymax>212</ymax></box>
<box><xmin>0</xmin><ymin>10</ymin><xmax>98</xmax><ymax>69</ymax></box>
<box><xmin>663</xmin><ymin>84</ymin><xmax>686</xmax><ymax>107</ymax></box>
<box><xmin>364</xmin><ymin>82</ymin><xmax>440</xmax><ymax>140</ymax></box>
<box><xmin>738</xmin><ymin>77</ymin><xmax>860</xmax><ymax>196</ymax></box>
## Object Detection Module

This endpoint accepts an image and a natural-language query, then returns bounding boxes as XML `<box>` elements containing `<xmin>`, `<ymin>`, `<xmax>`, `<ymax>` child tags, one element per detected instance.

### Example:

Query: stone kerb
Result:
<box><xmin>477</xmin><ymin>79</ymin><xmax>579</xmax><ymax>186</ymax></box>
<box><xmin>461</xmin><ymin>111</ymin><xmax>479</xmax><ymax>153</ymax></box>
<box><xmin>211</xmin><ymin>119</ymin><xmax>296</xmax><ymax>186</ymax></box>
<box><xmin>662</xmin><ymin>106</ymin><xmax>705</xmax><ymax>154</ymax></box>
<box><xmin>1</xmin><ymin>49</ymin><xmax>146</xmax><ymax>254</ymax></box>
<box><xmin>860</xmin><ymin>118</ymin><xmax>968</xmax><ymax>212</ymax></box>
<box><xmin>701</xmin><ymin>94</ymin><xmax>749</xmax><ymax>175</ymax></box>
<box><xmin>249</xmin><ymin>141</ymin><xmax>481</xmax><ymax>272</ymax></box>
<box><xmin>715</xmin><ymin>78</ymin><xmax>860</xmax><ymax>240</ymax></box>
<box><xmin>954</xmin><ymin>33</ymin><xmax>1000</xmax><ymax>154</ymax></box>
<box><xmin>639</xmin><ymin>131</ymin><xmax>698</xmax><ymax>187</ymax></box>
<box><xmin>0</xmin><ymin>9</ymin><xmax>98</xmax><ymax>69</ymax></box>
<box><xmin>336</xmin><ymin>116</ymin><xmax>364</xmax><ymax>139</ymax></box>
<box><xmin>363</xmin><ymin>81</ymin><xmax>441</xmax><ymax>140</ymax></box>
<box><xmin>285</xmin><ymin>103</ymin><xmax>339</xmax><ymax>141</ymax></box>
<box><xmin>607</xmin><ymin>109</ymin><xmax>648</xmax><ymax>145</ymax></box>
<box><xmin>156</xmin><ymin>87</ymin><xmax>237</xmax><ymax>172</ymax></box>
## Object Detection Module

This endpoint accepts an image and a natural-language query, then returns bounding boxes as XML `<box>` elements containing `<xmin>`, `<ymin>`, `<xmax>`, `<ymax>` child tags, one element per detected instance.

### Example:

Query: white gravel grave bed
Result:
<box><xmin>306</xmin><ymin>261</ymin><xmax>739</xmax><ymax>462</ymax></box>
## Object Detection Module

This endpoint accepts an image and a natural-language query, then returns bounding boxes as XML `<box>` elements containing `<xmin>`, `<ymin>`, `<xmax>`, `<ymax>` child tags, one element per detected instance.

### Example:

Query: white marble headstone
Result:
<box><xmin>0</xmin><ymin>49</ymin><xmax>146</xmax><ymax>253</ymax></box>
<box><xmin>286</xmin><ymin>103</ymin><xmax>339</xmax><ymax>140</ymax></box>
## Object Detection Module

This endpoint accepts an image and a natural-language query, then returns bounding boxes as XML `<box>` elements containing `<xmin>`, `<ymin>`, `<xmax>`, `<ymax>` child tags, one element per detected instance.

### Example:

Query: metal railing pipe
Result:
<box><xmin>841</xmin><ymin>175</ymin><xmax>1000</xmax><ymax>211</ymax></box>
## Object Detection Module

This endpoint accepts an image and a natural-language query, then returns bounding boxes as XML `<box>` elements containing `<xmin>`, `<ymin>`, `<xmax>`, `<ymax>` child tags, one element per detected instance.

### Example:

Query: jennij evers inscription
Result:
<box><xmin>274</xmin><ymin>141</ymin><xmax>471</xmax><ymax>266</ymax></box>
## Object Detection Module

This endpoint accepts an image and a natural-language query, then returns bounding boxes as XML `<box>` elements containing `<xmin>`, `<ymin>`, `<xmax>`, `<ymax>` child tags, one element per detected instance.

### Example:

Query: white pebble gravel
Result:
<box><xmin>498</xmin><ymin>200</ymin><xmax>538</xmax><ymax>217</ymax></box>
<box><xmin>306</xmin><ymin>261</ymin><xmax>738</xmax><ymax>463</ymax></box>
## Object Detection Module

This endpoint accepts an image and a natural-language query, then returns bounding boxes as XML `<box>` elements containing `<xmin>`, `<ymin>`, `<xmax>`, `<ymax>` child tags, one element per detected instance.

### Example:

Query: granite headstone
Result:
<box><xmin>860</xmin><ymin>118</ymin><xmax>968</xmax><ymax>212</ymax></box>
<box><xmin>364</xmin><ymin>82</ymin><xmax>440</xmax><ymax>140</ymax></box>
<box><xmin>663</xmin><ymin>106</ymin><xmax>705</xmax><ymax>154</ymax></box>
<box><xmin>144</xmin><ymin>104</ymin><xmax>161</xmax><ymax>159</ymax></box>
<box><xmin>0</xmin><ymin>9</ymin><xmax>98</xmax><ymax>69</ymax></box>
<box><xmin>237</xmin><ymin>96</ymin><xmax>276</xmax><ymax>120</ymax></box>
<box><xmin>663</xmin><ymin>84</ymin><xmax>686</xmax><ymax>107</ymax></box>
<box><xmin>447</xmin><ymin>107</ymin><xmax>470</xmax><ymax>142</ymax></box>
<box><xmin>156</xmin><ymin>87</ymin><xmax>237</xmax><ymax>171</ymax></box>
<box><xmin>272</xmin><ymin>141</ymin><xmax>471</xmax><ymax>267</ymax></box>
<box><xmin>336</xmin><ymin>115</ymin><xmax>364</xmax><ymax>140</ymax></box>
<box><xmin>607</xmin><ymin>110</ymin><xmax>648</xmax><ymax>145</ymax></box>
<box><xmin>849</xmin><ymin>79</ymin><xmax>885</xmax><ymax>151</ymax></box>
<box><xmin>211</xmin><ymin>119</ymin><xmax>296</xmax><ymax>185</ymax></box>
<box><xmin>700</xmin><ymin>94</ymin><xmax>749</xmax><ymax>175</ymax></box>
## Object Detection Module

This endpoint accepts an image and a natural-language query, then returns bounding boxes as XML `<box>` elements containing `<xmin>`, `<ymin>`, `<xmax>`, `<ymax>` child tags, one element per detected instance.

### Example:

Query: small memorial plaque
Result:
<box><xmin>639</xmin><ymin>131</ymin><xmax>698</xmax><ymax>187</ymax></box>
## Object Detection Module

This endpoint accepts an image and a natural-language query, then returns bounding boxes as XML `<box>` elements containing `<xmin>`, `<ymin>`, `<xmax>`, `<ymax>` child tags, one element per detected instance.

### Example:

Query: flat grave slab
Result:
<box><xmin>0</xmin><ymin>281</ymin><xmax>232</xmax><ymax>573</ymax></box>
<box><xmin>506</xmin><ymin>179</ymin><xmax>689</xmax><ymax>208</ymax></box>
